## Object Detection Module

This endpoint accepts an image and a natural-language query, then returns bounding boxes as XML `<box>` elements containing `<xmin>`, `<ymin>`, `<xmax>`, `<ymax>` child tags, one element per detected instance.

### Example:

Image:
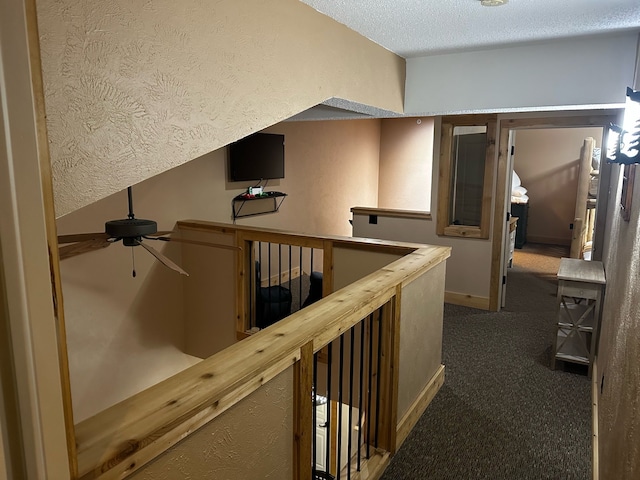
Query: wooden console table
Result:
<box><xmin>551</xmin><ymin>258</ymin><xmax>605</xmax><ymax>378</ymax></box>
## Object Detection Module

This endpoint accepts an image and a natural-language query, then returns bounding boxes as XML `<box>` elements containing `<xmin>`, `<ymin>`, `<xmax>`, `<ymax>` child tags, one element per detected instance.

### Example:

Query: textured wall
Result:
<box><xmin>397</xmin><ymin>261</ymin><xmax>445</xmax><ymax>418</ymax></box>
<box><xmin>514</xmin><ymin>127</ymin><xmax>602</xmax><ymax>245</ymax></box>
<box><xmin>264</xmin><ymin>120</ymin><xmax>381</xmax><ymax>237</ymax></box>
<box><xmin>597</xmin><ymin>161</ymin><xmax>640</xmax><ymax>479</ymax></box>
<box><xmin>129</xmin><ymin>367</ymin><xmax>293</xmax><ymax>480</ymax></box>
<box><xmin>36</xmin><ymin>0</ymin><xmax>404</xmax><ymax>217</ymax></box>
<box><xmin>181</xmin><ymin>229</ymin><xmax>237</xmax><ymax>359</ymax></box>
<box><xmin>351</xmin><ymin>212</ymin><xmax>492</xmax><ymax>299</ymax></box>
<box><xmin>57</xmin><ymin>118</ymin><xmax>385</xmax><ymax>421</ymax></box>
<box><xmin>378</xmin><ymin>117</ymin><xmax>434</xmax><ymax>211</ymax></box>
<box><xmin>332</xmin><ymin>247</ymin><xmax>403</xmax><ymax>291</ymax></box>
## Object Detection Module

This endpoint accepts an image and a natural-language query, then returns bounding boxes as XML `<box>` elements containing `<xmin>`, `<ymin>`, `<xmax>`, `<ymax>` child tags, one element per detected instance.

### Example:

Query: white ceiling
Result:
<box><xmin>288</xmin><ymin>0</ymin><xmax>640</xmax><ymax>120</ymax></box>
<box><xmin>300</xmin><ymin>0</ymin><xmax>640</xmax><ymax>58</ymax></box>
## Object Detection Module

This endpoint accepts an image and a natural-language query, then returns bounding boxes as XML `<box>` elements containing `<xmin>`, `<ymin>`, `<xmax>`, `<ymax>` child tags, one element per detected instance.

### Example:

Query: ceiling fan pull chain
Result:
<box><xmin>131</xmin><ymin>246</ymin><xmax>136</xmax><ymax>278</ymax></box>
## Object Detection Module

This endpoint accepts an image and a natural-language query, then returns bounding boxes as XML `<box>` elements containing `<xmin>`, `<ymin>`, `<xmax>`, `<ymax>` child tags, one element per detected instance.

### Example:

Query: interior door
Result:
<box><xmin>500</xmin><ymin>131</ymin><xmax>516</xmax><ymax>309</ymax></box>
<box><xmin>315</xmin><ymin>401</ymin><xmax>328</xmax><ymax>471</ymax></box>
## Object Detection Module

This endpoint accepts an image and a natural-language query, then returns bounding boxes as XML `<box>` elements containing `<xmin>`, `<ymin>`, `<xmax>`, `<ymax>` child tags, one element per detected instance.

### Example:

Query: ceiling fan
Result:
<box><xmin>57</xmin><ymin>186</ymin><xmax>188</xmax><ymax>277</ymax></box>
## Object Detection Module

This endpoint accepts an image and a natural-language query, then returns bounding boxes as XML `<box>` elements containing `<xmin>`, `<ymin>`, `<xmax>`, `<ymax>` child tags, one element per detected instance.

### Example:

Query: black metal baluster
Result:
<box><xmin>249</xmin><ymin>245</ymin><xmax>254</xmax><ymax>330</ymax></box>
<box><xmin>288</xmin><ymin>245</ymin><xmax>292</xmax><ymax>309</ymax></box>
<box><xmin>375</xmin><ymin>308</ymin><xmax>383</xmax><ymax>448</ymax></box>
<box><xmin>299</xmin><ymin>247</ymin><xmax>304</xmax><ymax>309</ymax></box>
<box><xmin>347</xmin><ymin>326</ymin><xmax>355</xmax><ymax>480</ymax></box>
<box><xmin>311</xmin><ymin>248</ymin><xmax>315</xmax><ymax>275</ymax></box>
<box><xmin>278</xmin><ymin>243</ymin><xmax>282</xmax><ymax>317</ymax></box>
<box><xmin>357</xmin><ymin>321</ymin><xmax>365</xmax><ymax>471</ymax></box>
<box><xmin>257</xmin><ymin>243</ymin><xmax>263</xmax><ymax>329</ymax></box>
<box><xmin>326</xmin><ymin>342</ymin><xmax>333</xmax><ymax>474</ymax></box>
<box><xmin>337</xmin><ymin>334</ymin><xmax>344</xmax><ymax>479</ymax></box>
<box><xmin>267</xmin><ymin>243</ymin><xmax>272</xmax><ymax>316</ymax></box>
<box><xmin>366</xmin><ymin>313</ymin><xmax>373</xmax><ymax>459</ymax></box>
<box><xmin>313</xmin><ymin>351</ymin><xmax>318</xmax><ymax>476</ymax></box>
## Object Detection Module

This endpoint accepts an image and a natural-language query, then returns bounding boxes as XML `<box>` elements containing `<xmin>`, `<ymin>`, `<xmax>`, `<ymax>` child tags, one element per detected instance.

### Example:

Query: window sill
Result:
<box><xmin>441</xmin><ymin>225</ymin><xmax>487</xmax><ymax>239</ymax></box>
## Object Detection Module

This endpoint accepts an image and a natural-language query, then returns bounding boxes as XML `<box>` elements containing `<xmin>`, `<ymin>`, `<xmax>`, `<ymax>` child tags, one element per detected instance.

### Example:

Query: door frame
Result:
<box><xmin>489</xmin><ymin>113</ymin><xmax>621</xmax><ymax>311</ymax></box>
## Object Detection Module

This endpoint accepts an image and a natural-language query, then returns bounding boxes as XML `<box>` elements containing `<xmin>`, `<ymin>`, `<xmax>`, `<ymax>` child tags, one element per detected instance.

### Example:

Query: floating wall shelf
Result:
<box><xmin>232</xmin><ymin>192</ymin><xmax>287</xmax><ymax>220</ymax></box>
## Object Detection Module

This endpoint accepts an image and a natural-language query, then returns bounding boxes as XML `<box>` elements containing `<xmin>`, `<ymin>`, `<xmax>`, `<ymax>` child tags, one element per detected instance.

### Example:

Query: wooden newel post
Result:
<box><xmin>294</xmin><ymin>341</ymin><xmax>314</xmax><ymax>480</ymax></box>
<box><xmin>377</xmin><ymin>294</ymin><xmax>401</xmax><ymax>454</ymax></box>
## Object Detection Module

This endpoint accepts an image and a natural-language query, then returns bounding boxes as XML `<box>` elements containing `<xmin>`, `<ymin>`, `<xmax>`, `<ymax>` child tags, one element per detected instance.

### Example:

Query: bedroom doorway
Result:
<box><xmin>491</xmin><ymin>113</ymin><xmax>620</xmax><ymax>311</ymax></box>
<box><xmin>508</xmin><ymin>128</ymin><xmax>603</xmax><ymax>260</ymax></box>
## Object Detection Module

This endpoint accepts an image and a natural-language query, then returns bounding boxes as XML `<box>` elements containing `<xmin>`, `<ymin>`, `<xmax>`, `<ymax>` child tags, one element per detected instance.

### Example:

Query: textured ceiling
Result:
<box><xmin>300</xmin><ymin>0</ymin><xmax>640</xmax><ymax>58</ymax></box>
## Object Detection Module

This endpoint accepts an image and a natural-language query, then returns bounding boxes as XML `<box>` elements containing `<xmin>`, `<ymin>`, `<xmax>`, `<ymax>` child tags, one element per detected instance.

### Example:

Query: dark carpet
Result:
<box><xmin>381</xmin><ymin>244</ymin><xmax>591</xmax><ymax>480</ymax></box>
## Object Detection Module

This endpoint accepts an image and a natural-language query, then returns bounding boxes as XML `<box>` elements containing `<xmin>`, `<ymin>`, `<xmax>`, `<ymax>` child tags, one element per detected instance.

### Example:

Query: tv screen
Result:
<box><xmin>228</xmin><ymin>133</ymin><xmax>285</xmax><ymax>182</ymax></box>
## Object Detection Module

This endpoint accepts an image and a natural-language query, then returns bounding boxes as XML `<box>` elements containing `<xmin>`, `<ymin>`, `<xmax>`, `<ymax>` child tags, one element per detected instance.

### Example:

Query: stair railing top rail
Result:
<box><xmin>74</xmin><ymin>220</ymin><xmax>450</xmax><ymax>480</ymax></box>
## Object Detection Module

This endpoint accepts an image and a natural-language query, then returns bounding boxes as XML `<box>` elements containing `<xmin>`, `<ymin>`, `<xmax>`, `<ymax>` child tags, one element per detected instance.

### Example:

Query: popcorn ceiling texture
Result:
<box><xmin>36</xmin><ymin>0</ymin><xmax>405</xmax><ymax>217</ymax></box>
<box><xmin>301</xmin><ymin>0</ymin><xmax>640</xmax><ymax>58</ymax></box>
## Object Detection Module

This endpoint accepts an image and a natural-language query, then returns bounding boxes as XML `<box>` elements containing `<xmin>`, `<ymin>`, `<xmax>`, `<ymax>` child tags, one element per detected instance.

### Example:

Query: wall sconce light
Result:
<box><xmin>606</xmin><ymin>87</ymin><xmax>640</xmax><ymax>165</ymax></box>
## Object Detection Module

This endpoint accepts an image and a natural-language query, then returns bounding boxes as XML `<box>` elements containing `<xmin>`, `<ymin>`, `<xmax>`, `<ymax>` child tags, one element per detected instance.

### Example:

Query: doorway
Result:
<box><xmin>509</xmin><ymin>127</ymin><xmax>603</xmax><ymax>259</ymax></box>
<box><xmin>490</xmin><ymin>113</ymin><xmax>620</xmax><ymax>311</ymax></box>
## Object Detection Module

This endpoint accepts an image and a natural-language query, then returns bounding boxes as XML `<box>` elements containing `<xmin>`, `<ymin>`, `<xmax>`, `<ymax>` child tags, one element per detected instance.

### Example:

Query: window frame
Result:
<box><xmin>437</xmin><ymin>115</ymin><xmax>497</xmax><ymax>239</ymax></box>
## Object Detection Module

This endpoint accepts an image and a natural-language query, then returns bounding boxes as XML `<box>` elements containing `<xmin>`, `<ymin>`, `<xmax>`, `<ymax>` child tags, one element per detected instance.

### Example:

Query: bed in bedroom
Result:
<box><xmin>511</xmin><ymin>171</ymin><xmax>529</xmax><ymax>249</ymax></box>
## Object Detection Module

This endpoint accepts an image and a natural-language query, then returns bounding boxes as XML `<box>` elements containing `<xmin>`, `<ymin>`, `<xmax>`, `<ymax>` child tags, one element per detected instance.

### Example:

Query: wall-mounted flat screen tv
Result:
<box><xmin>228</xmin><ymin>133</ymin><xmax>285</xmax><ymax>182</ymax></box>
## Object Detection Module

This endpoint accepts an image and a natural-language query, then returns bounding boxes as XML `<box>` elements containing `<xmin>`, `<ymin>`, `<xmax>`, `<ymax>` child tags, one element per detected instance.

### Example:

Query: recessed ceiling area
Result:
<box><xmin>300</xmin><ymin>0</ymin><xmax>640</xmax><ymax>58</ymax></box>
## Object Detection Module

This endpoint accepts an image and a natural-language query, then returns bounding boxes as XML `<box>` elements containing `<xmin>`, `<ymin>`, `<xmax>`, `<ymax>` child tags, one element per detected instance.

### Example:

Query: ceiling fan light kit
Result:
<box><xmin>105</xmin><ymin>218</ymin><xmax>158</xmax><ymax>246</ymax></box>
<box><xmin>58</xmin><ymin>186</ymin><xmax>189</xmax><ymax>276</ymax></box>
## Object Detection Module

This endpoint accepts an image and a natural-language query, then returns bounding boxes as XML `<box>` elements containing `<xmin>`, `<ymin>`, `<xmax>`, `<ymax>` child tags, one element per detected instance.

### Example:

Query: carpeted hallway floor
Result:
<box><xmin>380</xmin><ymin>243</ymin><xmax>592</xmax><ymax>480</ymax></box>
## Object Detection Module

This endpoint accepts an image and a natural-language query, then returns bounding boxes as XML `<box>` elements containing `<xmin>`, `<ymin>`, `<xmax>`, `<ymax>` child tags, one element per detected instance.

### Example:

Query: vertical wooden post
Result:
<box><xmin>24</xmin><ymin>0</ymin><xmax>77</xmax><ymax>475</ymax></box>
<box><xmin>571</xmin><ymin>137</ymin><xmax>595</xmax><ymax>259</ymax></box>
<box><xmin>388</xmin><ymin>288</ymin><xmax>402</xmax><ymax>454</ymax></box>
<box><xmin>294</xmin><ymin>342</ymin><xmax>314</xmax><ymax>480</ymax></box>
<box><xmin>376</xmin><ymin>295</ymin><xmax>400</xmax><ymax>454</ymax></box>
<box><xmin>436</xmin><ymin>123</ymin><xmax>454</xmax><ymax>235</ymax></box>
<box><xmin>235</xmin><ymin>233</ymin><xmax>251</xmax><ymax>338</ymax></box>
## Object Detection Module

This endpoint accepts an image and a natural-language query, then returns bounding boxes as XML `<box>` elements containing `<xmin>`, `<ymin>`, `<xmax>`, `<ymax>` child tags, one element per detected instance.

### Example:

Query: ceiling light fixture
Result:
<box><xmin>481</xmin><ymin>0</ymin><xmax>508</xmax><ymax>6</ymax></box>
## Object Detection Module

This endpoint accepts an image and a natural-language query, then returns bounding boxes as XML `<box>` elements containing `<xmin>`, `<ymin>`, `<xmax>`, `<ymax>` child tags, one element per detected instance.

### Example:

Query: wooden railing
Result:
<box><xmin>72</xmin><ymin>221</ymin><xmax>450</xmax><ymax>479</ymax></box>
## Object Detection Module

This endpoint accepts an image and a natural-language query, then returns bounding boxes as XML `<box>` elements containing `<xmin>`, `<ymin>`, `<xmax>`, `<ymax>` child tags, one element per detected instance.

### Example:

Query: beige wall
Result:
<box><xmin>378</xmin><ymin>117</ymin><xmax>434</xmax><ymax>211</ymax></box>
<box><xmin>351</xmin><ymin>214</ymin><xmax>493</xmax><ymax>300</ymax></box>
<box><xmin>397</xmin><ymin>261</ymin><xmax>445</xmax><ymax>418</ymax></box>
<box><xmin>355</xmin><ymin>116</ymin><xmax>494</xmax><ymax>301</ymax></box>
<box><xmin>332</xmin><ymin>247</ymin><xmax>402</xmax><ymax>291</ymax></box>
<box><xmin>57</xmin><ymin>118</ymin><xmax>383</xmax><ymax>421</ymax></box>
<box><xmin>130</xmin><ymin>367</ymin><xmax>294</xmax><ymax>480</ymax></box>
<box><xmin>36</xmin><ymin>0</ymin><xmax>405</xmax><ymax>217</ymax></box>
<box><xmin>181</xmin><ymin>229</ymin><xmax>238</xmax><ymax>359</ymax></box>
<box><xmin>597</xmin><ymin>165</ymin><xmax>640</xmax><ymax>476</ymax></box>
<box><xmin>264</xmin><ymin>120</ymin><xmax>381</xmax><ymax>237</ymax></box>
<box><xmin>513</xmin><ymin>127</ymin><xmax>602</xmax><ymax>245</ymax></box>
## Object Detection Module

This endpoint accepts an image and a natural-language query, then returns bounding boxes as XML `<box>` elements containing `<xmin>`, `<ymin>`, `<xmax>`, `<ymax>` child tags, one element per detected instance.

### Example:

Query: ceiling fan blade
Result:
<box><xmin>59</xmin><ymin>238</ymin><xmax>112</xmax><ymax>260</ymax></box>
<box><xmin>58</xmin><ymin>232</ymin><xmax>110</xmax><ymax>244</ymax></box>
<box><xmin>150</xmin><ymin>235</ymin><xmax>241</xmax><ymax>251</ymax></box>
<box><xmin>136</xmin><ymin>240</ymin><xmax>189</xmax><ymax>276</ymax></box>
